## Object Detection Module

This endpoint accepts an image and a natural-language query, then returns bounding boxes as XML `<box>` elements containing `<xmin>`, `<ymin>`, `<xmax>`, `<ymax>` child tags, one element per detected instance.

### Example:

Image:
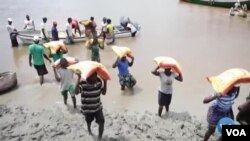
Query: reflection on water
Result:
<box><xmin>0</xmin><ymin>0</ymin><xmax>250</xmax><ymax>120</ymax></box>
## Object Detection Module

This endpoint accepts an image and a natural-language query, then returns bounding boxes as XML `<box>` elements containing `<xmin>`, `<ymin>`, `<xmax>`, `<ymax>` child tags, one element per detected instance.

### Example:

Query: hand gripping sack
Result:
<box><xmin>207</xmin><ymin>68</ymin><xmax>250</xmax><ymax>96</ymax></box>
<box><xmin>68</xmin><ymin>61</ymin><xmax>111</xmax><ymax>80</ymax></box>
<box><xmin>54</xmin><ymin>57</ymin><xmax>78</xmax><ymax>68</ymax></box>
<box><xmin>154</xmin><ymin>56</ymin><xmax>182</xmax><ymax>74</ymax></box>
<box><xmin>111</xmin><ymin>46</ymin><xmax>133</xmax><ymax>58</ymax></box>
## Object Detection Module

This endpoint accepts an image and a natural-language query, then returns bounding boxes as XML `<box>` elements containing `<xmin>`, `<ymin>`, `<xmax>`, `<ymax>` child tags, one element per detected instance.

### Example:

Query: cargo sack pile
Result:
<box><xmin>54</xmin><ymin>57</ymin><xmax>78</xmax><ymax>68</ymax></box>
<box><xmin>207</xmin><ymin>68</ymin><xmax>250</xmax><ymax>96</ymax></box>
<box><xmin>154</xmin><ymin>56</ymin><xmax>182</xmax><ymax>74</ymax></box>
<box><xmin>111</xmin><ymin>46</ymin><xmax>133</xmax><ymax>58</ymax></box>
<box><xmin>68</xmin><ymin>61</ymin><xmax>110</xmax><ymax>80</ymax></box>
<box><xmin>43</xmin><ymin>41</ymin><xmax>67</xmax><ymax>54</ymax></box>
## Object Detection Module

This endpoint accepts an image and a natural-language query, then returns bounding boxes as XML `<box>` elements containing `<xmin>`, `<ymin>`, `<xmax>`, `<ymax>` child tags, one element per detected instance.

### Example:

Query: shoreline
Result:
<box><xmin>0</xmin><ymin>104</ymin><xmax>218</xmax><ymax>141</ymax></box>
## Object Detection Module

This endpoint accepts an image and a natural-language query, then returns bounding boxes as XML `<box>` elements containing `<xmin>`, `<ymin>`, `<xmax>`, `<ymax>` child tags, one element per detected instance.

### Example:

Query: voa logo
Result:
<box><xmin>226</xmin><ymin>129</ymin><xmax>246</xmax><ymax>136</ymax></box>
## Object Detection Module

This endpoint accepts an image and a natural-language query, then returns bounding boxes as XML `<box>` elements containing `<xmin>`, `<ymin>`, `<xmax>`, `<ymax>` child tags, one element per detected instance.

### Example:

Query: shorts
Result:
<box><xmin>118</xmin><ymin>74</ymin><xmax>136</xmax><ymax>88</ymax></box>
<box><xmin>84</xmin><ymin>109</ymin><xmax>105</xmax><ymax>124</ymax></box>
<box><xmin>207</xmin><ymin>104</ymin><xmax>233</xmax><ymax>132</ymax></box>
<box><xmin>158</xmin><ymin>91</ymin><xmax>172</xmax><ymax>107</ymax></box>
<box><xmin>34</xmin><ymin>64</ymin><xmax>48</xmax><ymax>76</ymax></box>
<box><xmin>61</xmin><ymin>84</ymin><xmax>75</xmax><ymax>97</ymax></box>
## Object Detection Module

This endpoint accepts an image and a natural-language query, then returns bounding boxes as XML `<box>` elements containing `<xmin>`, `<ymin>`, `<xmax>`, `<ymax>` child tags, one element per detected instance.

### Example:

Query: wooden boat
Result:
<box><xmin>0</xmin><ymin>72</ymin><xmax>18</xmax><ymax>94</ymax></box>
<box><xmin>182</xmin><ymin>0</ymin><xmax>250</xmax><ymax>8</ymax></box>
<box><xmin>17</xmin><ymin>23</ymin><xmax>141</xmax><ymax>45</ymax></box>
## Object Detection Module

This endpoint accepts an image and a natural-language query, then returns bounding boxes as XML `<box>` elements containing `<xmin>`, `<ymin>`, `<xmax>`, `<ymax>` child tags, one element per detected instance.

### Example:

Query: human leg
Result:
<box><xmin>165</xmin><ymin>94</ymin><xmax>172</xmax><ymax>112</ymax></box>
<box><xmin>118</xmin><ymin>75</ymin><xmax>126</xmax><ymax>90</ymax></box>
<box><xmin>85</xmin><ymin>114</ymin><xmax>94</xmax><ymax>135</ymax></box>
<box><xmin>204</xmin><ymin>125</ymin><xmax>215</xmax><ymax>141</ymax></box>
<box><xmin>158</xmin><ymin>92</ymin><xmax>164</xmax><ymax>116</ymax></box>
<box><xmin>95</xmin><ymin>110</ymin><xmax>105</xmax><ymax>140</ymax></box>
<box><xmin>61</xmin><ymin>90</ymin><xmax>68</xmax><ymax>105</ymax></box>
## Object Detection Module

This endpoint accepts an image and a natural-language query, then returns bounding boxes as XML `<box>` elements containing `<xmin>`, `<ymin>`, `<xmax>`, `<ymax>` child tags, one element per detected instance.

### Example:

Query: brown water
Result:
<box><xmin>1</xmin><ymin>0</ymin><xmax>250</xmax><ymax>121</ymax></box>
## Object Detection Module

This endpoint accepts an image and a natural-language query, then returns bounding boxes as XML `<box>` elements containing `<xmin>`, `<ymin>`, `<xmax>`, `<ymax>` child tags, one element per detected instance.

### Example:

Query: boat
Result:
<box><xmin>0</xmin><ymin>72</ymin><xmax>18</xmax><ymax>94</ymax></box>
<box><xmin>182</xmin><ymin>0</ymin><xmax>250</xmax><ymax>8</ymax></box>
<box><xmin>229</xmin><ymin>8</ymin><xmax>247</xmax><ymax>17</ymax></box>
<box><xmin>17</xmin><ymin>23</ymin><xmax>141</xmax><ymax>45</ymax></box>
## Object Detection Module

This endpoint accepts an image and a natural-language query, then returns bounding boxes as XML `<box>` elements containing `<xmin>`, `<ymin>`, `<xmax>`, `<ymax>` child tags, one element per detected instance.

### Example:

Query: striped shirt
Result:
<box><xmin>79</xmin><ymin>79</ymin><xmax>103</xmax><ymax>114</ymax></box>
<box><xmin>213</xmin><ymin>90</ymin><xmax>238</xmax><ymax>111</ymax></box>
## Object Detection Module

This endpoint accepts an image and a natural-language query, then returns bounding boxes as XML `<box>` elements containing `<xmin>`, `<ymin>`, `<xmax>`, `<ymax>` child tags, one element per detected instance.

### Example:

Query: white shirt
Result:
<box><xmin>101</xmin><ymin>22</ymin><xmax>107</xmax><ymax>32</ymax></box>
<box><xmin>24</xmin><ymin>19</ymin><xmax>35</xmax><ymax>30</ymax></box>
<box><xmin>66</xmin><ymin>23</ymin><xmax>73</xmax><ymax>37</ymax></box>
<box><xmin>57</xmin><ymin>68</ymin><xmax>74</xmax><ymax>91</ymax></box>
<box><xmin>159</xmin><ymin>72</ymin><xmax>178</xmax><ymax>94</ymax></box>
<box><xmin>6</xmin><ymin>24</ymin><xmax>15</xmax><ymax>34</ymax></box>
<box><xmin>127</xmin><ymin>23</ymin><xmax>137</xmax><ymax>33</ymax></box>
<box><xmin>40</xmin><ymin>22</ymin><xmax>48</xmax><ymax>38</ymax></box>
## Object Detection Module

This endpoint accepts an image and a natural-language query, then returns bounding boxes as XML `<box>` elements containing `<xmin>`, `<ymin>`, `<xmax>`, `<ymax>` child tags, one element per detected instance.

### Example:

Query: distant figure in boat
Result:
<box><xmin>71</xmin><ymin>19</ymin><xmax>81</xmax><ymax>37</ymax></box>
<box><xmin>229</xmin><ymin>1</ymin><xmax>247</xmax><ymax>18</ymax></box>
<box><xmin>90</xmin><ymin>16</ymin><xmax>97</xmax><ymax>38</ymax></box>
<box><xmin>40</xmin><ymin>17</ymin><xmax>49</xmax><ymax>42</ymax></box>
<box><xmin>51</xmin><ymin>21</ymin><xmax>59</xmax><ymax>41</ymax></box>
<box><xmin>24</xmin><ymin>15</ymin><xmax>35</xmax><ymax>31</ymax></box>
<box><xmin>100</xmin><ymin>17</ymin><xmax>107</xmax><ymax>41</ymax></box>
<box><xmin>120</xmin><ymin>16</ymin><xmax>138</xmax><ymax>37</ymax></box>
<box><xmin>106</xmin><ymin>18</ymin><xmax>115</xmax><ymax>44</ymax></box>
<box><xmin>6</xmin><ymin>18</ymin><xmax>18</xmax><ymax>47</ymax></box>
<box><xmin>65</xmin><ymin>18</ymin><xmax>74</xmax><ymax>44</ymax></box>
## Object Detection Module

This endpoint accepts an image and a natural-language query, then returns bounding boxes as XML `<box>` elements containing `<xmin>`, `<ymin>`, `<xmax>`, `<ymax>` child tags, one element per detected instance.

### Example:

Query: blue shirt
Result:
<box><xmin>213</xmin><ymin>90</ymin><xmax>238</xmax><ymax>111</ymax></box>
<box><xmin>51</xmin><ymin>27</ymin><xmax>59</xmax><ymax>41</ymax></box>
<box><xmin>117</xmin><ymin>59</ymin><xmax>129</xmax><ymax>76</ymax></box>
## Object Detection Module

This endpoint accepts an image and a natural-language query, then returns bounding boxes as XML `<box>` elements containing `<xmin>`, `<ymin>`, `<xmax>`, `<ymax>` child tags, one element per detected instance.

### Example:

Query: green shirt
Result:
<box><xmin>91</xmin><ymin>44</ymin><xmax>100</xmax><ymax>62</ymax></box>
<box><xmin>92</xmin><ymin>45</ymin><xmax>99</xmax><ymax>57</ymax></box>
<box><xmin>51</xmin><ymin>51</ymin><xmax>64</xmax><ymax>62</ymax></box>
<box><xmin>29</xmin><ymin>44</ymin><xmax>45</xmax><ymax>66</ymax></box>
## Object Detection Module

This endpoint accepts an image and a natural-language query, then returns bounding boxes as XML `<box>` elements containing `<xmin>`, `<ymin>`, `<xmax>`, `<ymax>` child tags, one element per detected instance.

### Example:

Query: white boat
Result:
<box><xmin>17</xmin><ymin>24</ymin><xmax>141</xmax><ymax>45</ymax></box>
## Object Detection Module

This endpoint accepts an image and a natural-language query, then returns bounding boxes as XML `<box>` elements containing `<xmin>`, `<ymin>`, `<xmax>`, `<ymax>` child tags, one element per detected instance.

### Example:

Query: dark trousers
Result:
<box><xmin>10</xmin><ymin>33</ymin><xmax>18</xmax><ymax>47</ymax></box>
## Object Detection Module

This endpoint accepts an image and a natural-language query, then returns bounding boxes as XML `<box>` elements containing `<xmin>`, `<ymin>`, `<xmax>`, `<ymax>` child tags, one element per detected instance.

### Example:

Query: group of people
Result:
<box><xmin>7</xmin><ymin>15</ymin><xmax>139</xmax><ymax>48</ymax></box>
<box><xmin>27</xmin><ymin>31</ymin><xmax>138</xmax><ymax>140</ymax></box>
<box><xmin>7</xmin><ymin>14</ymin><xmax>249</xmax><ymax>141</ymax></box>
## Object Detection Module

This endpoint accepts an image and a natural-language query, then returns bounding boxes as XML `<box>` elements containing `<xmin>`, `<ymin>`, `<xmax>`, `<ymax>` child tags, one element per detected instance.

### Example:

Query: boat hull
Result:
<box><xmin>183</xmin><ymin>0</ymin><xmax>250</xmax><ymax>8</ymax></box>
<box><xmin>17</xmin><ymin>24</ymin><xmax>141</xmax><ymax>45</ymax></box>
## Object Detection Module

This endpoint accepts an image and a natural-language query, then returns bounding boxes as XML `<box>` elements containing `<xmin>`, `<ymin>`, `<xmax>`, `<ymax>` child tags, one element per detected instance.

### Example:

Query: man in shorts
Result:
<box><xmin>29</xmin><ymin>36</ymin><xmax>51</xmax><ymax>85</ymax></box>
<box><xmin>75</xmin><ymin>72</ymin><xmax>107</xmax><ymax>140</ymax></box>
<box><xmin>56</xmin><ymin>58</ymin><xmax>76</xmax><ymax>108</ymax></box>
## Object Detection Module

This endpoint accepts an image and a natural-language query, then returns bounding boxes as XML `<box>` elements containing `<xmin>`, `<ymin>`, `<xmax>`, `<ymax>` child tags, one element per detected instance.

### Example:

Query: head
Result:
<box><xmin>121</xmin><ymin>56</ymin><xmax>127</xmax><ymax>61</ymax></box>
<box><xmin>26</xmin><ymin>15</ymin><xmax>30</xmax><ymax>20</ymax></box>
<box><xmin>8</xmin><ymin>18</ymin><xmax>13</xmax><ymax>25</ymax></box>
<box><xmin>33</xmin><ymin>36</ymin><xmax>39</xmax><ymax>44</ymax></box>
<box><xmin>164</xmin><ymin>68</ymin><xmax>172</xmax><ymax>75</ymax></box>
<box><xmin>53</xmin><ymin>21</ymin><xmax>57</xmax><ymax>27</ymax></box>
<box><xmin>60</xmin><ymin>58</ymin><xmax>69</xmax><ymax>69</ymax></box>
<box><xmin>86</xmin><ymin>72</ymin><xmax>98</xmax><ymax>83</ymax></box>
<box><xmin>227</xmin><ymin>86</ymin><xmax>239</xmax><ymax>96</ymax></box>
<box><xmin>107</xmin><ymin>19</ymin><xmax>111</xmax><ymax>24</ymax></box>
<box><xmin>90</xmin><ymin>17</ymin><xmax>94</xmax><ymax>21</ymax></box>
<box><xmin>92</xmin><ymin>38</ymin><xmax>98</xmax><ymax>45</ymax></box>
<box><xmin>42</xmin><ymin>17</ymin><xmax>47</xmax><ymax>23</ymax></box>
<box><xmin>68</xmin><ymin>17</ymin><xmax>72</xmax><ymax>23</ymax></box>
<box><xmin>103</xmin><ymin>17</ymin><xmax>107</xmax><ymax>23</ymax></box>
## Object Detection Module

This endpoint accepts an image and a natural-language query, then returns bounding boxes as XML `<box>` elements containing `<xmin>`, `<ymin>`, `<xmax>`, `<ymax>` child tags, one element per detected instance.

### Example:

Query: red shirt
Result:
<box><xmin>71</xmin><ymin>19</ymin><xmax>78</xmax><ymax>28</ymax></box>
